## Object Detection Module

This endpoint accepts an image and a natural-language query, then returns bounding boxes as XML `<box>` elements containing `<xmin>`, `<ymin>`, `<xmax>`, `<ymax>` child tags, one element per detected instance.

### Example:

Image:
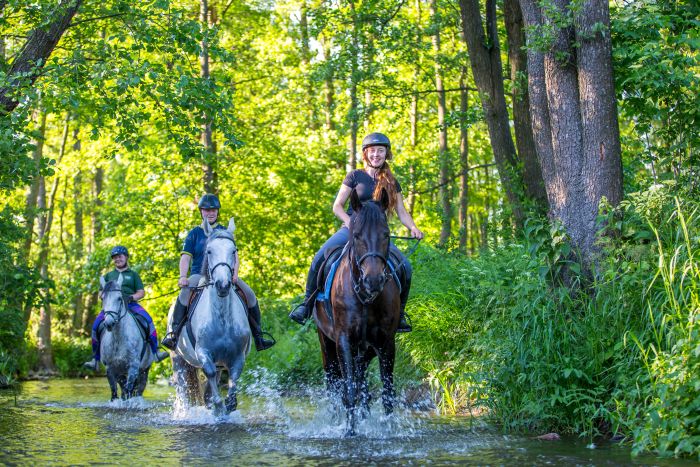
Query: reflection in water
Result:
<box><xmin>0</xmin><ymin>378</ymin><xmax>692</xmax><ymax>466</ymax></box>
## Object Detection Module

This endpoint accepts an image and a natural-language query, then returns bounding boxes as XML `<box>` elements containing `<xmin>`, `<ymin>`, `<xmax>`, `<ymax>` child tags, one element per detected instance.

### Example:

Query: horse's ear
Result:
<box><xmin>379</xmin><ymin>188</ymin><xmax>390</xmax><ymax>211</ymax></box>
<box><xmin>99</xmin><ymin>276</ymin><xmax>106</xmax><ymax>290</ymax></box>
<box><xmin>203</xmin><ymin>219</ymin><xmax>213</xmax><ymax>237</ymax></box>
<box><xmin>227</xmin><ymin>217</ymin><xmax>236</xmax><ymax>235</ymax></box>
<box><xmin>350</xmin><ymin>189</ymin><xmax>362</xmax><ymax>214</ymax></box>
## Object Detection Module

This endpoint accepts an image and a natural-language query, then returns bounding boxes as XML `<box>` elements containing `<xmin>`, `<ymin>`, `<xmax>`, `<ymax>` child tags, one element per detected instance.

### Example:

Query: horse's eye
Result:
<box><xmin>207</xmin><ymin>249</ymin><xmax>211</xmax><ymax>255</ymax></box>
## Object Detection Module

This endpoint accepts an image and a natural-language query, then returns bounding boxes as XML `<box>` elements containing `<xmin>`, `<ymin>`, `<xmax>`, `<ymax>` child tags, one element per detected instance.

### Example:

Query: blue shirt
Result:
<box><xmin>182</xmin><ymin>224</ymin><xmax>228</xmax><ymax>275</ymax></box>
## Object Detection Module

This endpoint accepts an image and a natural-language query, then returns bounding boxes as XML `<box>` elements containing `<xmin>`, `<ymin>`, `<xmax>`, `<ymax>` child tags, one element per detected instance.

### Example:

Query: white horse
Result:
<box><xmin>168</xmin><ymin>219</ymin><xmax>251</xmax><ymax>415</ymax></box>
<box><xmin>99</xmin><ymin>275</ymin><xmax>153</xmax><ymax>400</ymax></box>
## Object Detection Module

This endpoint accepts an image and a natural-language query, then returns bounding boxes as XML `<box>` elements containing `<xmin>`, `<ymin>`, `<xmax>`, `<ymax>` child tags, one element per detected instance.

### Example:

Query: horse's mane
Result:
<box><xmin>201</xmin><ymin>228</ymin><xmax>236</xmax><ymax>280</ymax></box>
<box><xmin>102</xmin><ymin>280</ymin><xmax>122</xmax><ymax>294</ymax></box>
<box><xmin>350</xmin><ymin>200</ymin><xmax>387</xmax><ymax>242</ymax></box>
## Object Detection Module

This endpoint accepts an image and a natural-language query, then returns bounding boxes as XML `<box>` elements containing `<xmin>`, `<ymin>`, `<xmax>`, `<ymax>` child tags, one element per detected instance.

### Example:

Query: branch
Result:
<box><xmin>68</xmin><ymin>12</ymin><xmax>126</xmax><ymax>28</ymax></box>
<box><xmin>414</xmin><ymin>162</ymin><xmax>496</xmax><ymax>195</ymax></box>
<box><xmin>0</xmin><ymin>0</ymin><xmax>83</xmax><ymax>113</ymax></box>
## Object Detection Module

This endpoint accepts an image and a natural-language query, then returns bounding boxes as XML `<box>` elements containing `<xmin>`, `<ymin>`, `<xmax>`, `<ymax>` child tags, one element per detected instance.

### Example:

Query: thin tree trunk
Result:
<box><xmin>458</xmin><ymin>0</ymin><xmax>524</xmax><ymax>227</ymax></box>
<box><xmin>322</xmin><ymin>36</ymin><xmax>335</xmax><ymax>132</ymax></box>
<box><xmin>407</xmin><ymin>0</ymin><xmax>422</xmax><ymax>220</ymax></box>
<box><xmin>458</xmin><ymin>67</ymin><xmax>470</xmax><ymax>252</ymax></box>
<box><xmin>71</xmin><ymin>128</ymin><xmax>84</xmax><ymax>335</ymax></box>
<box><xmin>23</xmin><ymin>110</ymin><xmax>47</xmax><ymax>259</ymax></box>
<box><xmin>504</xmin><ymin>0</ymin><xmax>547</xmax><ymax>209</ymax></box>
<box><xmin>300</xmin><ymin>2</ymin><xmax>318</xmax><ymax>130</ymax></box>
<box><xmin>200</xmin><ymin>0</ymin><xmax>217</xmax><ymax>193</ymax></box>
<box><xmin>83</xmin><ymin>167</ymin><xmax>103</xmax><ymax>334</ymax></box>
<box><xmin>347</xmin><ymin>0</ymin><xmax>360</xmax><ymax>172</ymax></box>
<box><xmin>431</xmin><ymin>0</ymin><xmax>452</xmax><ymax>247</ymax></box>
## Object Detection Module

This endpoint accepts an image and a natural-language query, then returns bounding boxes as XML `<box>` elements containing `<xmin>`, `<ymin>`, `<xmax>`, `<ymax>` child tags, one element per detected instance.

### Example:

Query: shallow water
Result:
<box><xmin>0</xmin><ymin>378</ymin><xmax>692</xmax><ymax>465</ymax></box>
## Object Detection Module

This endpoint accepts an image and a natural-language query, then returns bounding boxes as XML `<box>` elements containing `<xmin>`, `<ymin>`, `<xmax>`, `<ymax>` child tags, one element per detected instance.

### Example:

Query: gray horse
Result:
<box><xmin>99</xmin><ymin>275</ymin><xmax>153</xmax><ymax>400</ymax></box>
<box><xmin>167</xmin><ymin>218</ymin><xmax>251</xmax><ymax>415</ymax></box>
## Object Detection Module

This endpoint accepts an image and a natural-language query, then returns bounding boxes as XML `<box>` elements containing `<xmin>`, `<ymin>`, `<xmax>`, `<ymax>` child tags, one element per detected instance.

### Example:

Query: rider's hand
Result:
<box><xmin>410</xmin><ymin>226</ymin><xmax>424</xmax><ymax>239</ymax></box>
<box><xmin>178</xmin><ymin>277</ymin><xmax>189</xmax><ymax>288</ymax></box>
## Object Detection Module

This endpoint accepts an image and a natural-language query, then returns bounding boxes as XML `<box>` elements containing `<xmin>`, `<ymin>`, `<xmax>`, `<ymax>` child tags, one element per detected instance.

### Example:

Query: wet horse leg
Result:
<box><xmin>124</xmin><ymin>364</ymin><xmax>139</xmax><ymax>399</ymax></box>
<box><xmin>198</xmin><ymin>351</ymin><xmax>224</xmax><ymax>415</ymax></box>
<box><xmin>106</xmin><ymin>367</ymin><xmax>118</xmax><ymax>401</ymax></box>
<box><xmin>377</xmin><ymin>339</ymin><xmax>396</xmax><ymax>415</ymax></box>
<box><xmin>337</xmin><ymin>334</ymin><xmax>359</xmax><ymax>436</ymax></box>
<box><xmin>357</xmin><ymin>348</ymin><xmax>375</xmax><ymax>418</ymax></box>
<box><xmin>318</xmin><ymin>331</ymin><xmax>342</xmax><ymax>401</ymax></box>
<box><xmin>172</xmin><ymin>354</ymin><xmax>201</xmax><ymax>409</ymax></box>
<box><xmin>225</xmin><ymin>356</ymin><xmax>245</xmax><ymax>413</ymax></box>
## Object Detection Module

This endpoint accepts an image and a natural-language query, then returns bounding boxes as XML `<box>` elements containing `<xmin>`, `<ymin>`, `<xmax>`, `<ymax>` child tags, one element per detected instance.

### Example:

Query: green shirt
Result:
<box><xmin>102</xmin><ymin>268</ymin><xmax>144</xmax><ymax>297</ymax></box>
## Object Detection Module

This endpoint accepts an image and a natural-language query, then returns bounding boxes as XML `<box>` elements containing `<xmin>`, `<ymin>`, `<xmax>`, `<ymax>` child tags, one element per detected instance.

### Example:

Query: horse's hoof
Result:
<box><xmin>225</xmin><ymin>395</ymin><xmax>237</xmax><ymax>413</ymax></box>
<box><xmin>344</xmin><ymin>428</ymin><xmax>357</xmax><ymax>438</ymax></box>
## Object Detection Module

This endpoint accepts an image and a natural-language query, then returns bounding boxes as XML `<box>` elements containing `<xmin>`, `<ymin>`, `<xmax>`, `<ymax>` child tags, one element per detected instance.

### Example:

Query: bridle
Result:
<box><xmin>103</xmin><ymin>284</ymin><xmax>127</xmax><ymax>324</ymax></box>
<box><xmin>350</xmin><ymin>236</ymin><xmax>391</xmax><ymax>305</ymax></box>
<box><xmin>205</xmin><ymin>236</ymin><xmax>237</xmax><ymax>289</ymax></box>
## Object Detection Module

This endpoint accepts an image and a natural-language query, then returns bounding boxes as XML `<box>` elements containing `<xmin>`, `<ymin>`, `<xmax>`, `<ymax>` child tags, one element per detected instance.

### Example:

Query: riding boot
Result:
<box><xmin>397</xmin><ymin>275</ymin><xmax>412</xmax><ymax>333</ymax></box>
<box><xmin>247</xmin><ymin>303</ymin><xmax>276</xmax><ymax>351</ymax></box>
<box><xmin>83</xmin><ymin>358</ymin><xmax>100</xmax><ymax>371</ymax></box>
<box><xmin>288</xmin><ymin>302</ymin><xmax>312</xmax><ymax>325</ymax></box>
<box><xmin>397</xmin><ymin>310</ymin><xmax>412</xmax><ymax>333</ymax></box>
<box><xmin>161</xmin><ymin>301</ymin><xmax>188</xmax><ymax>350</ymax></box>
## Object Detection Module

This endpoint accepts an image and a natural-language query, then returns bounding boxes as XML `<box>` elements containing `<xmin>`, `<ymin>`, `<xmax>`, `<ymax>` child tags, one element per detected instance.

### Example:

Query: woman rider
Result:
<box><xmin>289</xmin><ymin>132</ymin><xmax>424</xmax><ymax>330</ymax></box>
<box><xmin>84</xmin><ymin>246</ymin><xmax>170</xmax><ymax>371</ymax></box>
<box><xmin>160</xmin><ymin>194</ymin><xmax>275</xmax><ymax>351</ymax></box>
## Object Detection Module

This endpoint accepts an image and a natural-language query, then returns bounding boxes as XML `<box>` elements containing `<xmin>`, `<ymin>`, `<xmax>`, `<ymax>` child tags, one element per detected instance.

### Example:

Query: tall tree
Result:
<box><xmin>201</xmin><ymin>0</ymin><xmax>217</xmax><ymax>193</ymax></box>
<box><xmin>519</xmin><ymin>0</ymin><xmax>623</xmax><ymax>269</ymax></box>
<box><xmin>458</xmin><ymin>0</ymin><xmax>525</xmax><ymax>226</ymax></box>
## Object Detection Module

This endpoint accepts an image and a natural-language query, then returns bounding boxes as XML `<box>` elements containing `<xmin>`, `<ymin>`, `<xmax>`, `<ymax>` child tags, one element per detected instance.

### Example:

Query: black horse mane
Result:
<box><xmin>201</xmin><ymin>228</ymin><xmax>236</xmax><ymax>280</ymax></box>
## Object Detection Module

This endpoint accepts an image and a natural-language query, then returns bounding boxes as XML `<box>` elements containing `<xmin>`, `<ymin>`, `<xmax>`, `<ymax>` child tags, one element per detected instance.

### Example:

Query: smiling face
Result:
<box><xmin>111</xmin><ymin>254</ymin><xmax>127</xmax><ymax>270</ymax></box>
<box><xmin>200</xmin><ymin>208</ymin><xmax>219</xmax><ymax>225</ymax></box>
<box><xmin>364</xmin><ymin>145</ymin><xmax>388</xmax><ymax>169</ymax></box>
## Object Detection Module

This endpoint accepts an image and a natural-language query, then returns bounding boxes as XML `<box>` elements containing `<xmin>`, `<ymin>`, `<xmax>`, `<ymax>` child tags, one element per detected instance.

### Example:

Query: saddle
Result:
<box><xmin>97</xmin><ymin>310</ymin><xmax>149</xmax><ymax>342</ymax></box>
<box><xmin>314</xmin><ymin>243</ymin><xmax>406</xmax><ymax>320</ymax></box>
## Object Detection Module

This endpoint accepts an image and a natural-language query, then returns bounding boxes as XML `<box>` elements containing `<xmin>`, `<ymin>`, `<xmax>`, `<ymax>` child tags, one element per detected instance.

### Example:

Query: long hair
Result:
<box><xmin>363</xmin><ymin>148</ymin><xmax>398</xmax><ymax>214</ymax></box>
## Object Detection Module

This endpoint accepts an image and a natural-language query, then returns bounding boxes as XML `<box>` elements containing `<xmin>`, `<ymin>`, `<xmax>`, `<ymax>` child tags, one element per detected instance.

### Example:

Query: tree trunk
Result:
<box><xmin>71</xmin><ymin>128</ymin><xmax>84</xmax><ymax>335</ymax></box>
<box><xmin>300</xmin><ymin>2</ymin><xmax>318</xmax><ymax>130</ymax></box>
<box><xmin>322</xmin><ymin>36</ymin><xmax>335</xmax><ymax>132</ymax></box>
<box><xmin>200</xmin><ymin>0</ymin><xmax>217</xmax><ymax>193</ymax></box>
<box><xmin>519</xmin><ymin>0</ymin><xmax>623</xmax><ymax>270</ymax></box>
<box><xmin>83</xmin><ymin>167</ymin><xmax>103</xmax><ymax>334</ymax></box>
<box><xmin>504</xmin><ymin>0</ymin><xmax>548</xmax><ymax>209</ymax></box>
<box><xmin>347</xmin><ymin>0</ymin><xmax>360</xmax><ymax>172</ymax></box>
<box><xmin>458</xmin><ymin>67</ymin><xmax>470</xmax><ymax>252</ymax></box>
<box><xmin>458</xmin><ymin>0</ymin><xmax>524</xmax><ymax>227</ymax></box>
<box><xmin>0</xmin><ymin>0</ymin><xmax>83</xmax><ymax>113</ymax></box>
<box><xmin>432</xmin><ymin>0</ymin><xmax>452</xmax><ymax>247</ymax></box>
<box><xmin>23</xmin><ymin>110</ymin><xmax>47</xmax><ymax>259</ymax></box>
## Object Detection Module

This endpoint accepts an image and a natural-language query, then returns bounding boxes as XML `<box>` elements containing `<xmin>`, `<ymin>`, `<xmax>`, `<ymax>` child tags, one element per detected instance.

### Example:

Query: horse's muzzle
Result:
<box><xmin>215</xmin><ymin>280</ymin><xmax>231</xmax><ymax>297</ymax></box>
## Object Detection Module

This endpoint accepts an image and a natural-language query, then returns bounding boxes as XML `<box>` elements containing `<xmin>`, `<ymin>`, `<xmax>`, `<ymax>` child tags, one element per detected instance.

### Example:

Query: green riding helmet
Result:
<box><xmin>110</xmin><ymin>245</ymin><xmax>129</xmax><ymax>258</ymax></box>
<box><xmin>361</xmin><ymin>132</ymin><xmax>391</xmax><ymax>151</ymax></box>
<box><xmin>198</xmin><ymin>193</ymin><xmax>221</xmax><ymax>210</ymax></box>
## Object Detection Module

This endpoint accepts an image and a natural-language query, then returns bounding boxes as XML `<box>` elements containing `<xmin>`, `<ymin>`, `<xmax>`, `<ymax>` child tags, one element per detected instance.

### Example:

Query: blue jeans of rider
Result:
<box><xmin>303</xmin><ymin>227</ymin><xmax>412</xmax><ymax>306</ymax></box>
<box><xmin>91</xmin><ymin>303</ymin><xmax>159</xmax><ymax>361</ymax></box>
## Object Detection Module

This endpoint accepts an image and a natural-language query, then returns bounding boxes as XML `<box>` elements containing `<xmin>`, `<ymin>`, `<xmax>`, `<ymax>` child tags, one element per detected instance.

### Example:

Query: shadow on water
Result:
<box><xmin>0</xmin><ymin>377</ymin><xmax>695</xmax><ymax>466</ymax></box>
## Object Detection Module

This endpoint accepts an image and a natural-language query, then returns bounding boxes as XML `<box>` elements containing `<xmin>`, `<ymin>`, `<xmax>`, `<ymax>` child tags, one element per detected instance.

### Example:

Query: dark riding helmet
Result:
<box><xmin>110</xmin><ymin>245</ymin><xmax>129</xmax><ymax>258</ymax></box>
<box><xmin>361</xmin><ymin>132</ymin><xmax>391</xmax><ymax>151</ymax></box>
<box><xmin>198</xmin><ymin>193</ymin><xmax>221</xmax><ymax>210</ymax></box>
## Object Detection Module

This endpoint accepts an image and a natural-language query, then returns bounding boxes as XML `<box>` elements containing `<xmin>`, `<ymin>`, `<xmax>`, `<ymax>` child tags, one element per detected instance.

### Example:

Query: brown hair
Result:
<box><xmin>363</xmin><ymin>147</ymin><xmax>398</xmax><ymax>214</ymax></box>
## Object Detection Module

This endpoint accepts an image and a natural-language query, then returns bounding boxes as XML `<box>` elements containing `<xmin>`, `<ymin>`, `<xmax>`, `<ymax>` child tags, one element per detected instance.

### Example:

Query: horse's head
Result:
<box><xmin>203</xmin><ymin>219</ymin><xmax>237</xmax><ymax>298</ymax></box>
<box><xmin>349</xmin><ymin>188</ymin><xmax>391</xmax><ymax>301</ymax></box>
<box><xmin>99</xmin><ymin>275</ymin><xmax>125</xmax><ymax>331</ymax></box>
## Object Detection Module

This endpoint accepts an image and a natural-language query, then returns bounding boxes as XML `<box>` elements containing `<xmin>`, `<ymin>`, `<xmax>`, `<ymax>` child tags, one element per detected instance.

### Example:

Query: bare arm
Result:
<box><xmin>333</xmin><ymin>184</ymin><xmax>353</xmax><ymax>228</ymax></box>
<box><xmin>395</xmin><ymin>192</ymin><xmax>424</xmax><ymax>239</ymax></box>
<box><xmin>132</xmin><ymin>289</ymin><xmax>145</xmax><ymax>301</ymax></box>
<box><xmin>178</xmin><ymin>254</ymin><xmax>192</xmax><ymax>288</ymax></box>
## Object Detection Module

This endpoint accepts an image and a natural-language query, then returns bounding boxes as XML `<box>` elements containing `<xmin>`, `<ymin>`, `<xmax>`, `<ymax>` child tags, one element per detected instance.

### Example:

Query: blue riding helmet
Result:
<box><xmin>361</xmin><ymin>132</ymin><xmax>391</xmax><ymax>151</ymax></box>
<box><xmin>110</xmin><ymin>245</ymin><xmax>129</xmax><ymax>258</ymax></box>
<box><xmin>198</xmin><ymin>193</ymin><xmax>221</xmax><ymax>210</ymax></box>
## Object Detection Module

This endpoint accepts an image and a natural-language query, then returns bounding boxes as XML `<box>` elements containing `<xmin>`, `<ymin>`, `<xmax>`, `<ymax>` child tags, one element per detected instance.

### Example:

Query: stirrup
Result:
<box><xmin>160</xmin><ymin>332</ymin><xmax>178</xmax><ymax>350</ymax></box>
<box><xmin>397</xmin><ymin>313</ymin><xmax>412</xmax><ymax>333</ymax></box>
<box><xmin>289</xmin><ymin>303</ymin><xmax>310</xmax><ymax>325</ymax></box>
<box><xmin>254</xmin><ymin>331</ymin><xmax>276</xmax><ymax>351</ymax></box>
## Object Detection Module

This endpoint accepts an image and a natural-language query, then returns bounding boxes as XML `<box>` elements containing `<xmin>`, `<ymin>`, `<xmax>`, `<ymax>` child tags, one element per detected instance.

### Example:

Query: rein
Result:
<box><xmin>349</xmin><ymin>244</ymin><xmax>391</xmax><ymax>306</ymax></box>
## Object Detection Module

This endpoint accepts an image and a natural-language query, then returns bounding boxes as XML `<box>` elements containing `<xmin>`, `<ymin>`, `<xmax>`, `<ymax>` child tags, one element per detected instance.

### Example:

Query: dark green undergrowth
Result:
<box><xmin>401</xmin><ymin>186</ymin><xmax>699</xmax><ymax>459</ymax></box>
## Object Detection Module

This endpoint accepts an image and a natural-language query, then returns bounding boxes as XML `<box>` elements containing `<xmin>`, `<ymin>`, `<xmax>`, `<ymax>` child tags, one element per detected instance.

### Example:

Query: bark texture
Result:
<box><xmin>519</xmin><ymin>0</ymin><xmax>623</xmax><ymax>268</ymax></box>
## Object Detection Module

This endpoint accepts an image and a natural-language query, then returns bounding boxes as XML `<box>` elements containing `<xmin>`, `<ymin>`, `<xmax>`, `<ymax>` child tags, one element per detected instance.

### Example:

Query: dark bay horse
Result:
<box><xmin>314</xmin><ymin>189</ymin><xmax>401</xmax><ymax>436</ymax></box>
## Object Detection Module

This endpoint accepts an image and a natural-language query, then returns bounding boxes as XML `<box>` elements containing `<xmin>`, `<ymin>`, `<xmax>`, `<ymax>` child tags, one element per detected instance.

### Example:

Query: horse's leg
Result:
<box><xmin>135</xmin><ymin>367</ymin><xmax>149</xmax><ymax>397</ymax></box>
<box><xmin>106</xmin><ymin>367</ymin><xmax>118</xmax><ymax>401</ymax></box>
<box><xmin>124</xmin><ymin>364</ymin><xmax>139</xmax><ymax>399</ymax></box>
<box><xmin>377</xmin><ymin>339</ymin><xmax>397</xmax><ymax>415</ymax></box>
<box><xmin>337</xmin><ymin>334</ymin><xmax>358</xmax><ymax>436</ymax></box>
<box><xmin>357</xmin><ymin>348</ymin><xmax>375</xmax><ymax>418</ymax></box>
<box><xmin>198</xmin><ymin>351</ymin><xmax>224</xmax><ymax>415</ymax></box>
<box><xmin>318</xmin><ymin>330</ymin><xmax>342</xmax><ymax>400</ymax></box>
<box><xmin>225</xmin><ymin>357</ymin><xmax>245</xmax><ymax>414</ymax></box>
<box><xmin>172</xmin><ymin>353</ymin><xmax>201</xmax><ymax>409</ymax></box>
